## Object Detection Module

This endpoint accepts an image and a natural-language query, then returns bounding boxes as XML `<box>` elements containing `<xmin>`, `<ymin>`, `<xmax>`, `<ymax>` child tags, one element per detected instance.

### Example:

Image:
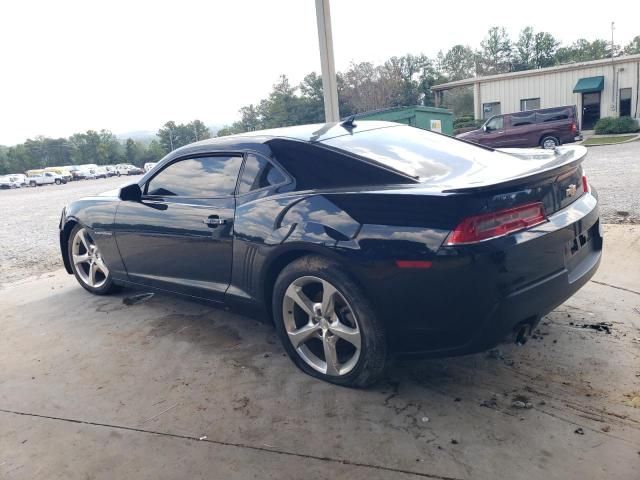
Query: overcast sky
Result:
<box><xmin>0</xmin><ymin>0</ymin><xmax>637</xmax><ymax>145</ymax></box>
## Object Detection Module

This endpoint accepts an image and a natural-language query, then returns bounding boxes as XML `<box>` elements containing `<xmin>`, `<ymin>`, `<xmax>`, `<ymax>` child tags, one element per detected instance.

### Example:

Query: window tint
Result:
<box><xmin>510</xmin><ymin>112</ymin><xmax>537</xmax><ymax>127</ymax></box>
<box><xmin>322</xmin><ymin>125</ymin><xmax>501</xmax><ymax>182</ymax></box>
<box><xmin>486</xmin><ymin>116</ymin><xmax>503</xmax><ymax>131</ymax></box>
<box><xmin>146</xmin><ymin>156</ymin><xmax>242</xmax><ymax>197</ymax></box>
<box><xmin>537</xmin><ymin>109</ymin><xmax>570</xmax><ymax>123</ymax></box>
<box><xmin>238</xmin><ymin>154</ymin><xmax>286</xmax><ymax>194</ymax></box>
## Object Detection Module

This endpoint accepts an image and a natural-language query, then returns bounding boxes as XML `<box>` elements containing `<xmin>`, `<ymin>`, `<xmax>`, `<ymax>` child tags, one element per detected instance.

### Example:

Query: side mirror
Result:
<box><xmin>482</xmin><ymin>124</ymin><xmax>488</xmax><ymax>132</ymax></box>
<box><xmin>120</xmin><ymin>183</ymin><xmax>142</xmax><ymax>202</ymax></box>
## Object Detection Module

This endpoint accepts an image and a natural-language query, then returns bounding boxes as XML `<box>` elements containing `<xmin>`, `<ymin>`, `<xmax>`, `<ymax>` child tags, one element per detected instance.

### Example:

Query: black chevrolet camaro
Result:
<box><xmin>59</xmin><ymin>121</ymin><xmax>602</xmax><ymax>386</ymax></box>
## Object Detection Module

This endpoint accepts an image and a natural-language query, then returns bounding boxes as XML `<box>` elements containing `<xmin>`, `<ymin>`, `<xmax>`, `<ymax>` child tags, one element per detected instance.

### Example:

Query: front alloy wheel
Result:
<box><xmin>69</xmin><ymin>225</ymin><xmax>116</xmax><ymax>294</ymax></box>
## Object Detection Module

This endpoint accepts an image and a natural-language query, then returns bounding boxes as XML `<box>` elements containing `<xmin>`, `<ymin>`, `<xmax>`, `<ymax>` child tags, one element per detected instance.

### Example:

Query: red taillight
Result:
<box><xmin>570</xmin><ymin>122</ymin><xmax>577</xmax><ymax>135</ymax></box>
<box><xmin>446</xmin><ymin>202</ymin><xmax>547</xmax><ymax>245</ymax></box>
<box><xmin>582</xmin><ymin>175</ymin><xmax>589</xmax><ymax>193</ymax></box>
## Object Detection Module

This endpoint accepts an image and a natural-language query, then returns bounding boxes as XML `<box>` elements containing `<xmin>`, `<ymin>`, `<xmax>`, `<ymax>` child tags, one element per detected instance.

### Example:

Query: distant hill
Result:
<box><xmin>115</xmin><ymin>130</ymin><xmax>156</xmax><ymax>143</ymax></box>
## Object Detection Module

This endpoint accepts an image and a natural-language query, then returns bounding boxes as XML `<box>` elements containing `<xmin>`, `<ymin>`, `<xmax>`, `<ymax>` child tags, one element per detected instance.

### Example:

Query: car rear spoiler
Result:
<box><xmin>442</xmin><ymin>146</ymin><xmax>587</xmax><ymax>194</ymax></box>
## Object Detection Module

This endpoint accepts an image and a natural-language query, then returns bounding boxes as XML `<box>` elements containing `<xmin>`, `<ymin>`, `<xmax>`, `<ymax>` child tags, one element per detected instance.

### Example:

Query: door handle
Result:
<box><xmin>203</xmin><ymin>215</ymin><xmax>227</xmax><ymax>227</ymax></box>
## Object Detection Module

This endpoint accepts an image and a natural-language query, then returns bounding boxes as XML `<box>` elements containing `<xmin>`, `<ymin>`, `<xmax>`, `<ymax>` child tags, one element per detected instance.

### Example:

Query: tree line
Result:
<box><xmin>217</xmin><ymin>27</ymin><xmax>640</xmax><ymax>135</ymax></box>
<box><xmin>0</xmin><ymin>120</ymin><xmax>211</xmax><ymax>175</ymax></box>
<box><xmin>2</xmin><ymin>26</ymin><xmax>638</xmax><ymax>175</ymax></box>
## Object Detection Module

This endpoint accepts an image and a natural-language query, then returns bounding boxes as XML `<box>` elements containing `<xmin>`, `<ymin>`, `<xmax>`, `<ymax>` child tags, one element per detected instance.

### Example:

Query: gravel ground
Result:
<box><xmin>583</xmin><ymin>140</ymin><xmax>640</xmax><ymax>224</ymax></box>
<box><xmin>0</xmin><ymin>141</ymin><xmax>637</xmax><ymax>285</ymax></box>
<box><xmin>0</xmin><ymin>176</ymin><xmax>141</xmax><ymax>285</ymax></box>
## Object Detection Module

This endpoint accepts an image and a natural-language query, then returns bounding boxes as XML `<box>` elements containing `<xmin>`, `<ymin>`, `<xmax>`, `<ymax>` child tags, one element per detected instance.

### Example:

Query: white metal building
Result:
<box><xmin>432</xmin><ymin>54</ymin><xmax>640</xmax><ymax>130</ymax></box>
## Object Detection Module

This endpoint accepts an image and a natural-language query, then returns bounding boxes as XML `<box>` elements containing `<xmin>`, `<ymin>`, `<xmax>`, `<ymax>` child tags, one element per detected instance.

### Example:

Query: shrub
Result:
<box><xmin>453</xmin><ymin>115</ymin><xmax>477</xmax><ymax>128</ymax></box>
<box><xmin>594</xmin><ymin>116</ymin><xmax>640</xmax><ymax>134</ymax></box>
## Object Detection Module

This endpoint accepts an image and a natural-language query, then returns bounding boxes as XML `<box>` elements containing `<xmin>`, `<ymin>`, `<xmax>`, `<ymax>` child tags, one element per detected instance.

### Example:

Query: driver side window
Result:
<box><xmin>486</xmin><ymin>116</ymin><xmax>504</xmax><ymax>131</ymax></box>
<box><xmin>145</xmin><ymin>155</ymin><xmax>243</xmax><ymax>198</ymax></box>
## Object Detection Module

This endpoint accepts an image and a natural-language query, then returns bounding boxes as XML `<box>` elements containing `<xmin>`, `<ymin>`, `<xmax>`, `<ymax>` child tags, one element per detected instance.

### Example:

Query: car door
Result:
<box><xmin>113</xmin><ymin>154</ymin><xmax>244</xmax><ymax>302</ymax></box>
<box><xmin>477</xmin><ymin>115</ymin><xmax>508</xmax><ymax>147</ymax></box>
<box><xmin>503</xmin><ymin>112</ymin><xmax>538</xmax><ymax>147</ymax></box>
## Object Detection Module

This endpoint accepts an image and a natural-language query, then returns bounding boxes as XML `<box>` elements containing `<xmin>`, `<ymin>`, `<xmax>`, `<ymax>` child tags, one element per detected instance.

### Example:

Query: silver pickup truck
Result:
<box><xmin>26</xmin><ymin>172</ymin><xmax>67</xmax><ymax>186</ymax></box>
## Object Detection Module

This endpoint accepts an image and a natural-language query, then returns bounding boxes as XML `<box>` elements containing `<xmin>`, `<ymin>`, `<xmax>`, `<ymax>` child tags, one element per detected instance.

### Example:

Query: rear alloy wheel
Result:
<box><xmin>273</xmin><ymin>256</ymin><xmax>387</xmax><ymax>387</ymax></box>
<box><xmin>541</xmin><ymin>136</ymin><xmax>560</xmax><ymax>149</ymax></box>
<box><xmin>55</xmin><ymin>179</ymin><xmax>61</xmax><ymax>185</ymax></box>
<box><xmin>68</xmin><ymin>225</ymin><xmax>117</xmax><ymax>294</ymax></box>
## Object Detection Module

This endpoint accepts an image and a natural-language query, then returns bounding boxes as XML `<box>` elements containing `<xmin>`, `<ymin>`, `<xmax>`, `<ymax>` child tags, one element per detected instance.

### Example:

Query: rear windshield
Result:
<box><xmin>322</xmin><ymin>125</ymin><xmax>488</xmax><ymax>182</ymax></box>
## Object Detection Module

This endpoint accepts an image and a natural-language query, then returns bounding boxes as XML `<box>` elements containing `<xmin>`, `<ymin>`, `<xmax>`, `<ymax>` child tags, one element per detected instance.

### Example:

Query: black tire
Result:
<box><xmin>55</xmin><ymin>179</ymin><xmax>61</xmax><ymax>185</ymax></box>
<box><xmin>29</xmin><ymin>181</ymin><xmax>36</xmax><ymax>187</ymax></box>
<box><xmin>540</xmin><ymin>136</ymin><xmax>560</xmax><ymax>149</ymax></box>
<box><xmin>272</xmin><ymin>255</ymin><xmax>387</xmax><ymax>387</ymax></box>
<box><xmin>67</xmin><ymin>224</ymin><xmax>119</xmax><ymax>295</ymax></box>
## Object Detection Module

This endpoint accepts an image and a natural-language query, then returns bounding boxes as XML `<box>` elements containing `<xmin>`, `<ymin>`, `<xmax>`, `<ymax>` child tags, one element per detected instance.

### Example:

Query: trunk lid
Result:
<box><xmin>441</xmin><ymin>146</ymin><xmax>588</xmax><ymax>216</ymax></box>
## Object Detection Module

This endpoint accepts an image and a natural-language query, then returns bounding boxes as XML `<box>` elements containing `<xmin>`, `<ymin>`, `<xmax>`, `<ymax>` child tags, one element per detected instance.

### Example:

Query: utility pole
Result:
<box><xmin>611</xmin><ymin>22</ymin><xmax>615</xmax><ymax>58</ymax></box>
<box><xmin>611</xmin><ymin>22</ymin><xmax>616</xmax><ymax>112</ymax></box>
<box><xmin>315</xmin><ymin>0</ymin><xmax>340</xmax><ymax>122</ymax></box>
<box><xmin>169</xmin><ymin>127</ymin><xmax>174</xmax><ymax>151</ymax></box>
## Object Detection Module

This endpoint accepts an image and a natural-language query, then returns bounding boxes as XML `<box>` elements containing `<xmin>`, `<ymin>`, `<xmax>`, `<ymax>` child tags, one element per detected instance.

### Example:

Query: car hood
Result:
<box><xmin>455</xmin><ymin>128</ymin><xmax>482</xmax><ymax>139</ymax></box>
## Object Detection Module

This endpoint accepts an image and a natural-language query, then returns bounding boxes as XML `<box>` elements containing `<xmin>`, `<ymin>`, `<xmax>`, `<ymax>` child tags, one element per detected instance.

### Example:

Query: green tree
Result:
<box><xmin>555</xmin><ymin>38</ymin><xmax>618</xmax><ymax>63</ymax></box>
<box><xmin>439</xmin><ymin>45</ymin><xmax>476</xmax><ymax>81</ymax></box>
<box><xmin>157</xmin><ymin>120</ymin><xmax>211</xmax><ymax>153</ymax></box>
<box><xmin>623</xmin><ymin>35</ymin><xmax>640</xmax><ymax>55</ymax></box>
<box><xmin>477</xmin><ymin>26</ymin><xmax>512</xmax><ymax>74</ymax></box>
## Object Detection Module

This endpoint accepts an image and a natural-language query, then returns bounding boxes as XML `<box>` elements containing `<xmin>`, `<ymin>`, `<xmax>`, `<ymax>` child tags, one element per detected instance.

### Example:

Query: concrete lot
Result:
<box><xmin>1</xmin><ymin>224</ymin><xmax>639</xmax><ymax>479</ymax></box>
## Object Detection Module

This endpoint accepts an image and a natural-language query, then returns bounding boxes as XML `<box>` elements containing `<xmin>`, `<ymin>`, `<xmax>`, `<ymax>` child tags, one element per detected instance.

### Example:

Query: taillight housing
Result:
<box><xmin>582</xmin><ymin>174</ymin><xmax>589</xmax><ymax>193</ymax></box>
<box><xmin>446</xmin><ymin>202</ymin><xmax>547</xmax><ymax>245</ymax></box>
<box><xmin>570</xmin><ymin>121</ymin><xmax>577</xmax><ymax>135</ymax></box>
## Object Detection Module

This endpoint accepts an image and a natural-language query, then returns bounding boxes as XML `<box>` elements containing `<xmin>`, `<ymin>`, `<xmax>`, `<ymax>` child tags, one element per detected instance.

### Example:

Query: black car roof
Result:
<box><xmin>188</xmin><ymin>120</ymin><xmax>398</xmax><ymax>148</ymax></box>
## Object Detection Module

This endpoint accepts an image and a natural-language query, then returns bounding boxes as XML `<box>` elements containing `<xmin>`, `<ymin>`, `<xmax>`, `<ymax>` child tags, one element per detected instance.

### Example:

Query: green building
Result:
<box><xmin>352</xmin><ymin>105</ymin><xmax>454</xmax><ymax>135</ymax></box>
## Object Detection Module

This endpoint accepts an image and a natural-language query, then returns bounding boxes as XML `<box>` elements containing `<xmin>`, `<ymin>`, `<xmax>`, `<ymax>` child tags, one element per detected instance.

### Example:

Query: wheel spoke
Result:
<box><xmin>285</xmin><ymin>284</ymin><xmax>315</xmax><ymax>317</ymax></box>
<box><xmin>323</xmin><ymin>333</ymin><xmax>339</xmax><ymax>376</ymax></box>
<box><xmin>330</xmin><ymin>321</ymin><xmax>361</xmax><ymax>349</ymax></box>
<box><xmin>320</xmin><ymin>280</ymin><xmax>337</xmax><ymax>318</ymax></box>
<box><xmin>73</xmin><ymin>253</ymin><xmax>90</xmax><ymax>265</ymax></box>
<box><xmin>95</xmin><ymin>257</ymin><xmax>109</xmax><ymax>277</ymax></box>
<box><xmin>88</xmin><ymin>262</ymin><xmax>97</xmax><ymax>286</ymax></box>
<box><xmin>78</xmin><ymin>229</ymin><xmax>91</xmax><ymax>252</ymax></box>
<box><xmin>288</xmin><ymin>322</ymin><xmax>320</xmax><ymax>348</ymax></box>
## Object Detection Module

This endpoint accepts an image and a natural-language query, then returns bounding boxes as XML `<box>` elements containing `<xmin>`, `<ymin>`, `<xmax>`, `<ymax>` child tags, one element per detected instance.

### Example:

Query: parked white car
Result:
<box><xmin>0</xmin><ymin>175</ymin><xmax>22</xmax><ymax>189</ymax></box>
<box><xmin>26</xmin><ymin>171</ymin><xmax>67</xmax><ymax>186</ymax></box>
<box><xmin>9</xmin><ymin>174</ymin><xmax>27</xmax><ymax>187</ymax></box>
<box><xmin>114</xmin><ymin>164</ymin><xmax>144</xmax><ymax>176</ymax></box>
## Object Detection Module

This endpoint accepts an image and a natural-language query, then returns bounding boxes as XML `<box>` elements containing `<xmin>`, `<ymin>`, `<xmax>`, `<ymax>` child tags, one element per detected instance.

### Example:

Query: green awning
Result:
<box><xmin>573</xmin><ymin>76</ymin><xmax>604</xmax><ymax>93</ymax></box>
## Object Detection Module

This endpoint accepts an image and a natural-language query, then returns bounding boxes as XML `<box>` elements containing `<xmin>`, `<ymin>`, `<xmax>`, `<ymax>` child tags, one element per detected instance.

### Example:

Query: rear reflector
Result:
<box><xmin>446</xmin><ymin>202</ymin><xmax>547</xmax><ymax>245</ymax></box>
<box><xmin>570</xmin><ymin>121</ymin><xmax>577</xmax><ymax>135</ymax></box>
<box><xmin>395</xmin><ymin>260</ymin><xmax>433</xmax><ymax>269</ymax></box>
<box><xmin>582</xmin><ymin>175</ymin><xmax>589</xmax><ymax>193</ymax></box>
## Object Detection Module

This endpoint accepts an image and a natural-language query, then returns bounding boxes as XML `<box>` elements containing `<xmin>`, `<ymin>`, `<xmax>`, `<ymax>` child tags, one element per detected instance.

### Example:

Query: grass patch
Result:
<box><xmin>582</xmin><ymin>135</ymin><xmax>637</xmax><ymax>145</ymax></box>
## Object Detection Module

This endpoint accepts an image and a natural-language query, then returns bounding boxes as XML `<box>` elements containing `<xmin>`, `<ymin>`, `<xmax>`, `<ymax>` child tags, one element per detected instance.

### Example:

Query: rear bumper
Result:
<box><xmin>389</xmin><ymin>191</ymin><xmax>602</xmax><ymax>356</ymax></box>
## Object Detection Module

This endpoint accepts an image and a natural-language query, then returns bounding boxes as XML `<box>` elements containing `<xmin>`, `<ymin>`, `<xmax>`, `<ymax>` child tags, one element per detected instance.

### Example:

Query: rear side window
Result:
<box><xmin>145</xmin><ymin>156</ymin><xmax>243</xmax><ymax>197</ymax></box>
<box><xmin>238</xmin><ymin>154</ymin><xmax>286</xmax><ymax>194</ymax></box>
<box><xmin>537</xmin><ymin>109</ymin><xmax>570</xmax><ymax>123</ymax></box>
<box><xmin>510</xmin><ymin>112</ymin><xmax>537</xmax><ymax>127</ymax></box>
<box><xmin>322</xmin><ymin>125</ymin><xmax>501</xmax><ymax>182</ymax></box>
